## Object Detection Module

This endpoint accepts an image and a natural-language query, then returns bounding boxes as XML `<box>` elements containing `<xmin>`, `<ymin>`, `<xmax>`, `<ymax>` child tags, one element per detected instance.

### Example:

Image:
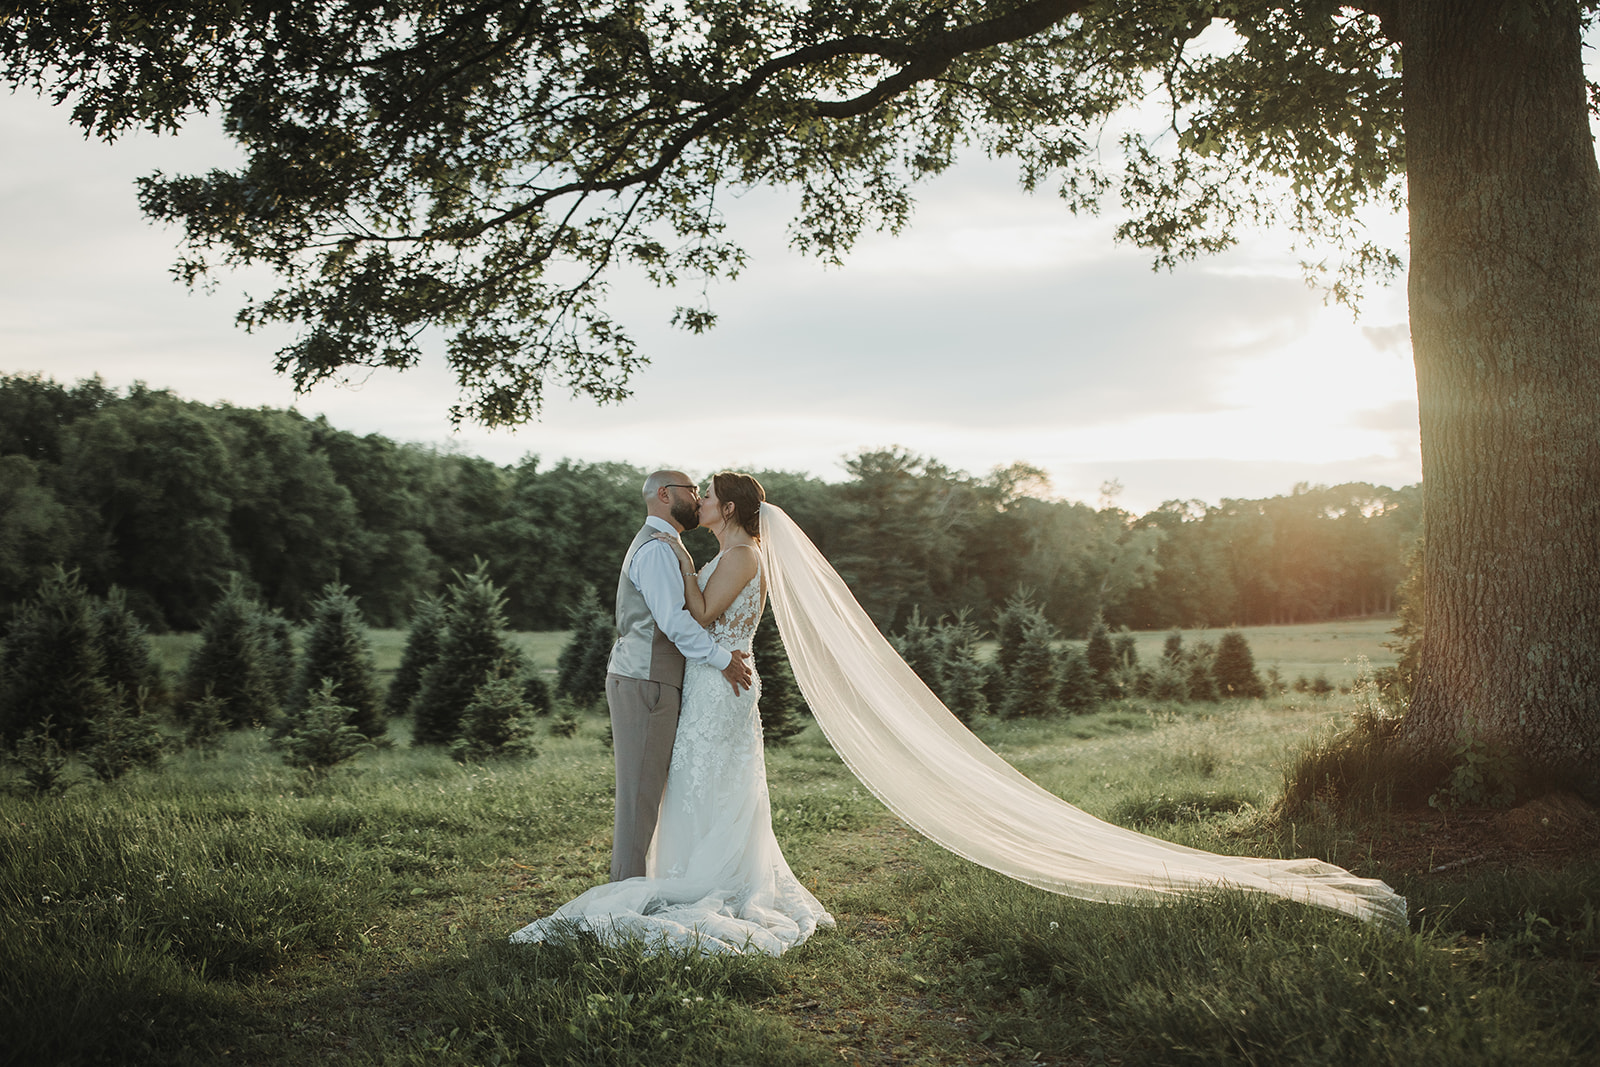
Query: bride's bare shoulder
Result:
<box><xmin>718</xmin><ymin>543</ymin><xmax>761</xmax><ymax>580</ymax></box>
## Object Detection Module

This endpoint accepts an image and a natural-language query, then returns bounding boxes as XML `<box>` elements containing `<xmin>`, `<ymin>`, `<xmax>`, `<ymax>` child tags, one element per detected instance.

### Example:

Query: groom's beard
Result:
<box><xmin>671</xmin><ymin>500</ymin><xmax>701</xmax><ymax>531</ymax></box>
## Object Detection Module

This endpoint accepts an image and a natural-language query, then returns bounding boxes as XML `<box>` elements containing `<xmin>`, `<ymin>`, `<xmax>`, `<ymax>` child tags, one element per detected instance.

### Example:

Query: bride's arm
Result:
<box><xmin>657</xmin><ymin>536</ymin><xmax>711</xmax><ymax>622</ymax></box>
<box><xmin>654</xmin><ymin>538</ymin><xmax>760</xmax><ymax>626</ymax></box>
<box><xmin>693</xmin><ymin>545</ymin><xmax>758</xmax><ymax>626</ymax></box>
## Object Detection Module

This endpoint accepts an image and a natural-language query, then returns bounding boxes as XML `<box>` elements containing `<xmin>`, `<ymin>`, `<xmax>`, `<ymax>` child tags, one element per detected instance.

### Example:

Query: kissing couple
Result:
<box><xmin>511</xmin><ymin>470</ymin><xmax>1407</xmax><ymax>956</ymax></box>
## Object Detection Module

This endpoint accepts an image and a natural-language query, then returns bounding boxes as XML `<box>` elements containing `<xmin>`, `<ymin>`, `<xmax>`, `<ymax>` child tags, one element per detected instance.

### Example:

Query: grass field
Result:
<box><xmin>7</xmin><ymin>619</ymin><xmax>1596</xmax><ymax>1066</ymax></box>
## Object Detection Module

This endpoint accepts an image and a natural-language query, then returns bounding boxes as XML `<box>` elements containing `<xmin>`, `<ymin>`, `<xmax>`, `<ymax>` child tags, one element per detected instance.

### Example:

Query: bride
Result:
<box><xmin>512</xmin><ymin>472</ymin><xmax>1406</xmax><ymax>955</ymax></box>
<box><xmin>510</xmin><ymin>472</ymin><xmax>834</xmax><ymax>954</ymax></box>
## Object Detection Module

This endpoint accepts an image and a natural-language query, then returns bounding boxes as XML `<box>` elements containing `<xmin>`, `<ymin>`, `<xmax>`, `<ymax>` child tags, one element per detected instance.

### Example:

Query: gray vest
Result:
<box><xmin>607</xmin><ymin>524</ymin><xmax>688</xmax><ymax>688</ymax></box>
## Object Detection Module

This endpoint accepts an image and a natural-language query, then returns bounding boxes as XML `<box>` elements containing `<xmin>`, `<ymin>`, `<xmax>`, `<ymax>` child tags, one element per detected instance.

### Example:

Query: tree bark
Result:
<box><xmin>1400</xmin><ymin>0</ymin><xmax>1600</xmax><ymax>795</ymax></box>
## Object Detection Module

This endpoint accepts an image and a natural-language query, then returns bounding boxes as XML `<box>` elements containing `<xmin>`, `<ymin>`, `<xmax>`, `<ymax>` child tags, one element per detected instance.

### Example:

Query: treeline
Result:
<box><xmin>0</xmin><ymin>376</ymin><xmax>1420</xmax><ymax>636</ymax></box>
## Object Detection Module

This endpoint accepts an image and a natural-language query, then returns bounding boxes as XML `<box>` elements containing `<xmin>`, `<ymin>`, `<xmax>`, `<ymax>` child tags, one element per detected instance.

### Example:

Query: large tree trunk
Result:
<box><xmin>1400</xmin><ymin>0</ymin><xmax>1600</xmax><ymax>796</ymax></box>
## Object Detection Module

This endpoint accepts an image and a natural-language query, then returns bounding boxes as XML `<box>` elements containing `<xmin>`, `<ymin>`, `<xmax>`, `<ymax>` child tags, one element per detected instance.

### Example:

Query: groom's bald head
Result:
<box><xmin>643</xmin><ymin>470</ymin><xmax>701</xmax><ymax>532</ymax></box>
<box><xmin>642</xmin><ymin>470</ymin><xmax>687</xmax><ymax>502</ymax></box>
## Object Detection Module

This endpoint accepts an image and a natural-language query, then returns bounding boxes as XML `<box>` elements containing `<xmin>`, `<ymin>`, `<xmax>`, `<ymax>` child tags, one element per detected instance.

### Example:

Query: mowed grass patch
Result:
<box><xmin>4</xmin><ymin>695</ymin><xmax>1597</xmax><ymax>1066</ymax></box>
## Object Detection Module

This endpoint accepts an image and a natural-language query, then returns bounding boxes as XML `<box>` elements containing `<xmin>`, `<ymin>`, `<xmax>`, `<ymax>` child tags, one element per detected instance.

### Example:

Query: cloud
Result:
<box><xmin>0</xmin><ymin>91</ymin><xmax>1423</xmax><ymax>514</ymax></box>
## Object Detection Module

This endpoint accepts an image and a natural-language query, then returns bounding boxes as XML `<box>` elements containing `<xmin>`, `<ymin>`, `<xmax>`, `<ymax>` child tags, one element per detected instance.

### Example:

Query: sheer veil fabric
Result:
<box><xmin>757</xmin><ymin>502</ymin><xmax>1407</xmax><ymax>929</ymax></box>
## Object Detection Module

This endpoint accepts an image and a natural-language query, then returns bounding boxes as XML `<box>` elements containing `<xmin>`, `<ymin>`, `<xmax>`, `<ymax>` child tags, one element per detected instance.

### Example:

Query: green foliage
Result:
<box><xmin>95</xmin><ymin>585</ymin><xmax>164</xmax><ymax>707</ymax></box>
<box><xmin>991</xmin><ymin>589</ymin><xmax>1037</xmax><ymax>681</ymax></box>
<box><xmin>1184</xmin><ymin>639</ymin><xmax>1220</xmax><ymax>702</ymax></box>
<box><xmin>82</xmin><ymin>702</ymin><xmax>165</xmax><ymax>783</ymax></box>
<box><xmin>0</xmin><ymin>377</ymin><xmax>1424</xmax><ymax>652</ymax></box>
<box><xmin>182</xmin><ymin>578</ymin><xmax>279</xmax><ymax>729</ymax></box>
<box><xmin>519</xmin><ymin>669</ymin><xmax>554</xmax><ymax>717</ymax></box>
<box><xmin>6</xmin><ymin>719</ymin><xmax>70</xmax><ymax>794</ymax></box>
<box><xmin>891</xmin><ymin>606</ymin><xmax>942</xmax><ymax>690</ymax></box>
<box><xmin>412</xmin><ymin>563</ymin><xmax>522</xmax><ymax>746</ymax></box>
<box><xmin>1213</xmin><ymin>628</ymin><xmax>1267</xmax><ymax>698</ymax></box>
<box><xmin>387</xmin><ymin>593</ymin><xmax>448</xmax><ymax>719</ymax></box>
<box><xmin>1142</xmin><ymin>656</ymin><xmax>1191</xmax><ymax>703</ymax></box>
<box><xmin>280</xmin><ymin>678</ymin><xmax>371</xmax><ymax>778</ymax></box>
<box><xmin>1084</xmin><ymin>612</ymin><xmax>1117</xmax><ymax>692</ymax></box>
<box><xmin>0</xmin><ymin>0</ymin><xmax>1412</xmax><ymax>421</ymax></box>
<box><xmin>4</xmin><ymin>689</ymin><xmax>1599</xmax><ymax>1065</ymax></box>
<box><xmin>1430</xmin><ymin>716</ymin><xmax>1520</xmax><ymax>811</ymax></box>
<box><xmin>1280</xmin><ymin>703</ymin><xmax>1417</xmax><ymax>818</ymax></box>
<box><xmin>255</xmin><ymin>608</ymin><xmax>299</xmax><ymax>708</ymax></box>
<box><xmin>183</xmin><ymin>686</ymin><xmax>228</xmax><ymax>755</ymax></box>
<box><xmin>1055</xmin><ymin>645</ymin><xmax>1099</xmax><ymax>713</ymax></box>
<box><xmin>296</xmin><ymin>583</ymin><xmax>384</xmax><ymax>738</ymax></box>
<box><xmin>555</xmin><ymin>585</ymin><xmax>613</xmax><ymax>707</ymax></box>
<box><xmin>932</xmin><ymin>610</ymin><xmax>989</xmax><ymax>723</ymax></box>
<box><xmin>1000</xmin><ymin>615</ymin><xmax>1060</xmax><ymax>720</ymax></box>
<box><xmin>1379</xmin><ymin>532</ymin><xmax>1425</xmax><ymax>707</ymax></box>
<box><xmin>0</xmin><ymin>566</ymin><xmax>117</xmax><ymax>748</ymax></box>
<box><xmin>754</xmin><ymin>603</ymin><xmax>807</xmax><ymax>746</ymax></box>
<box><xmin>449</xmin><ymin>677</ymin><xmax>540</xmax><ymax>762</ymax></box>
<box><xmin>1111</xmin><ymin>628</ymin><xmax>1138</xmax><ymax>672</ymax></box>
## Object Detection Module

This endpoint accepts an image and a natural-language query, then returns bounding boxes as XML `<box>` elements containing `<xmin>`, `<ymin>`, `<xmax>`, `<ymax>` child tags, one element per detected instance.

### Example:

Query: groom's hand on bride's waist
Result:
<box><xmin>722</xmin><ymin>649</ymin><xmax>753</xmax><ymax>694</ymax></box>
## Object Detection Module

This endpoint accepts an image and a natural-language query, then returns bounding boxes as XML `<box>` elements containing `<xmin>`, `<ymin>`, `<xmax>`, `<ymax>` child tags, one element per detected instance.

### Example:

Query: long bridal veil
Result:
<box><xmin>758</xmin><ymin>502</ymin><xmax>1407</xmax><ymax>929</ymax></box>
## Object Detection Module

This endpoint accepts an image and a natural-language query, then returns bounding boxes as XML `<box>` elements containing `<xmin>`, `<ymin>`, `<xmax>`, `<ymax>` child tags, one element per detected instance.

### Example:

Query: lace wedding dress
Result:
<box><xmin>510</xmin><ymin>552</ymin><xmax>834</xmax><ymax>955</ymax></box>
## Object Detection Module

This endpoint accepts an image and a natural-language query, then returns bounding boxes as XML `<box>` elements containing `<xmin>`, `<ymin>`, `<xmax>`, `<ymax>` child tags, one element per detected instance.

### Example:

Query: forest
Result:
<box><xmin>0</xmin><ymin>374</ymin><xmax>1419</xmax><ymax>636</ymax></box>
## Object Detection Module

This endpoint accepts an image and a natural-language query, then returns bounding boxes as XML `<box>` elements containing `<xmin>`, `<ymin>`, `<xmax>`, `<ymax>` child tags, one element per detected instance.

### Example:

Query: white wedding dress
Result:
<box><xmin>510</xmin><ymin>552</ymin><xmax>834</xmax><ymax>955</ymax></box>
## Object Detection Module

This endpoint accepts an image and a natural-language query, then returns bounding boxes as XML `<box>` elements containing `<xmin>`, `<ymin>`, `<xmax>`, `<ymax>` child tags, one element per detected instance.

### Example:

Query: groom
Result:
<box><xmin>606</xmin><ymin>470</ymin><xmax>752</xmax><ymax>881</ymax></box>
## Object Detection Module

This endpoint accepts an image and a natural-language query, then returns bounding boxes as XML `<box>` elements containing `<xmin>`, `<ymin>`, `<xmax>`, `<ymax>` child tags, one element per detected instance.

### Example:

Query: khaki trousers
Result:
<box><xmin>606</xmin><ymin>672</ymin><xmax>681</xmax><ymax>881</ymax></box>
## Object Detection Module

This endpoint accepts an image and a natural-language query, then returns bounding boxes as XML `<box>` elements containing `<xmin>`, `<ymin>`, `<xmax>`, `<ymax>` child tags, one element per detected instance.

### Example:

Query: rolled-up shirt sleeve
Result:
<box><xmin>629</xmin><ymin>539</ymin><xmax>733</xmax><ymax>670</ymax></box>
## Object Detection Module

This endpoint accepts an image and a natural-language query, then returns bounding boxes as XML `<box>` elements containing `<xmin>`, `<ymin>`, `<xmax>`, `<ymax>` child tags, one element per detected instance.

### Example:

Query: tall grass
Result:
<box><xmin>3</xmin><ymin>695</ymin><xmax>1596</xmax><ymax>1065</ymax></box>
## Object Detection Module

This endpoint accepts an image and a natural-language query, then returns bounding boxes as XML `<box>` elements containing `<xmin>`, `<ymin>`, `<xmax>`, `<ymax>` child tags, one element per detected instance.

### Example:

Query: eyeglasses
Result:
<box><xmin>663</xmin><ymin>483</ymin><xmax>701</xmax><ymax>497</ymax></box>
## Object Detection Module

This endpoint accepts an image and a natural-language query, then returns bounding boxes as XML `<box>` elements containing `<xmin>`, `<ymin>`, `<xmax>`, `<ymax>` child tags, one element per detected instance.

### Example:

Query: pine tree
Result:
<box><xmin>892</xmin><ymin>607</ymin><xmax>942</xmax><ymax>691</ymax></box>
<box><xmin>0</xmin><ymin>566</ymin><xmax>117</xmax><ymax>748</ymax></box>
<box><xmin>95</xmin><ymin>585</ymin><xmax>164</xmax><ymax>711</ymax></box>
<box><xmin>387</xmin><ymin>593</ymin><xmax>447</xmax><ymax>719</ymax></box>
<box><xmin>933</xmin><ymin>610</ymin><xmax>988</xmax><ymax>723</ymax></box>
<box><xmin>754</xmin><ymin>603</ymin><xmax>806</xmax><ymax>745</ymax></box>
<box><xmin>556</xmin><ymin>585</ymin><xmax>613</xmax><ymax>707</ymax></box>
<box><xmin>297</xmin><ymin>583</ymin><xmax>385</xmax><ymax>738</ymax></box>
<box><xmin>255</xmin><ymin>608</ymin><xmax>299</xmax><ymax>708</ymax></box>
<box><xmin>83</xmin><ymin>703</ymin><xmax>165</xmax><ymax>782</ymax></box>
<box><xmin>984</xmin><ymin>590</ymin><xmax>1037</xmax><ymax>712</ymax></box>
<box><xmin>1084</xmin><ymin>612</ymin><xmax>1117</xmax><ymax>693</ymax></box>
<box><xmin>1185</xmin><ymin>640</ymin><xmax>1221</xmax><ymax>702</ymax></box>
<box><xmin>1212</xmin><ymin>629</ymin><xmax>1267</xmax><ymax>699</ymax></box>
<box><xmin>1002</xmin><ymin>615</ymin><xmax>1060</xmax><ymax>719</ymax></box>
<box><xmin>450</xmin><ymin>676</ymin><xmax>540</xmax><ymax>762</ymax></box>
<box><xmin>1056</xmin><ymin>644</ymin><xmax>1099</xmax><ymax>713</ymax></box>
<box><xmin>1145</xmin><ymin>656</ymin><xmax>1191</xmax><ymax>702</ymax></box>
<box><xmin>519</xmin><ymin>669</ymin><xmax>554</xmax><ymax>716</ymax></box>
<box><xmin>412</xmin><ymin>563</ymin><xmax>522</xmax><ymax>745</ymax></box>
<box><xmin>282</xmin><ymin>678</ymin><xmax>371</xmax><ymax>778</ymax></box>
<box><xmin>1163</xmin><ymin>628</ymin><xmax>1185</xmax><ymax>663</ymax></box>
<box><xmin>182</xmin><ymin>577</ymin><xmax>279</xmax><ymax>729</ymax></box>
<box><xmin>1113</xmin><ymin>628</ymin><xmax>1139</xmax><ymax>672</ymax></box>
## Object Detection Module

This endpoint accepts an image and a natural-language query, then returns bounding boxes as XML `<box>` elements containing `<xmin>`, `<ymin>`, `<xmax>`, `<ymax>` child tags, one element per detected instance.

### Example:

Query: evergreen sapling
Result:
<box><xmin>387</xmin><ymin>593</ymin><xmax>447</xmax><ymax>720</ymax></box>
<box><xmin>183</xmin><ymin>578</ymin><xmax>279</xmax><ymax>729</ymax></box>
<box><xmin>451</xmin><ymin>675</ymin><xmax>540</xmax><ymax>761</ymax></box>
<box><xmin>297</xmin><ymin>583</ymin><xmax>384</xmax><ymax>738</ymax></box>
<box><xmin>413</xmin><ymin>563</ymin><xmax>522</xmax><ymax>745</ymax></box>
<box><xmin>0</xmin><ymin>566</ymin><xmax>116</xmax><ymax>748</ymax></box>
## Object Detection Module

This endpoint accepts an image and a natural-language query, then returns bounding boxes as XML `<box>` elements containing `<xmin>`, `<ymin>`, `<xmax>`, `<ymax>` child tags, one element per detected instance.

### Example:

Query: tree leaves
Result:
<box><xmin>3</xmin><ymin>1</ymin><xmax>1415</xmax><ymax>421</ymax></box>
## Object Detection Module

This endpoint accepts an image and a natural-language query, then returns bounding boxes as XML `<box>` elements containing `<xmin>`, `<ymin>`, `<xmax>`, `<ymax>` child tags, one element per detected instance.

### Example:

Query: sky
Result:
<box><xmin>0</xmin><ymin>88</ymin><xmax>1423</xmax><ymax>515</ymax></box>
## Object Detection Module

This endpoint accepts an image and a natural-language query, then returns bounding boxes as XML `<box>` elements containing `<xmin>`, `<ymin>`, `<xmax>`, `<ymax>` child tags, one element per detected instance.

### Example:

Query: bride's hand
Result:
<box><xmin>653</xmin><ymin>531</ymin><xmax>695</xmax><ymax>574</ymax></box>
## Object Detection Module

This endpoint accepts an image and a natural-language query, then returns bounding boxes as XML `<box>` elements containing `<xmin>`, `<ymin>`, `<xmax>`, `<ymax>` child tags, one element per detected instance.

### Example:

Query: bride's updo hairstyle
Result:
<box><xmin>712</xmin><ymin>471</ymin><xmax>765</xmax><ymax>540</ymax></box>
